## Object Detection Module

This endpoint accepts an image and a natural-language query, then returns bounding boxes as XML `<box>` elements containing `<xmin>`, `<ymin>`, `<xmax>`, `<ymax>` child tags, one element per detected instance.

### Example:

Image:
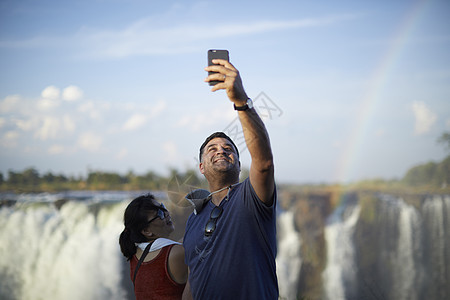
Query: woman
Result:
<box><xmin>119</xmin><ymin>194</ymin><xmax>189</xmax><ymax>300</ymax></box>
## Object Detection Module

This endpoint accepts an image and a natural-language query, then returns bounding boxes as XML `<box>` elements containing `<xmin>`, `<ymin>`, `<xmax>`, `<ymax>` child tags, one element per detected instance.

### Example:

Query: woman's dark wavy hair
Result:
<box><xmin>119</xmin><ymin>194</ymin><xmax>161</xmax><ymax>261</ymax></box>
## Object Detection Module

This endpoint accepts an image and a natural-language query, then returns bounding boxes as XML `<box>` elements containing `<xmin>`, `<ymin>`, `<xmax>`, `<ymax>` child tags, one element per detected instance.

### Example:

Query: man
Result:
<box><xmin>183</xmin><ymin>58</ymin><xmax>278</xmax><ymax>299</ymax></box>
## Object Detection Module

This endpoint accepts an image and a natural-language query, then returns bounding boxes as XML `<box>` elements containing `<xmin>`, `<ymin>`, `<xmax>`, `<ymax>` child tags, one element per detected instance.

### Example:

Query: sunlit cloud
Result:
<box><xmin>48</xmin><ymin>144</ymin><xmax>65</xmax><ymax>154</ymax></box>
<box><xmin>150</xmin><ymin>101</ymin><xmax>167</xmax><ymax>118</ymax></box>
<box><xmin>84</xmin><ymin>15</ymin><xmax>359</xmax><ymax>58</ymax></box>
<box><xmin>14</xmin><ymin>118</ymin><xmax>36</xmax><ymax>132</ymax></box>
<box><xmin>37</xmin><ymin>98</ymin><xmax>60</xmax><ymax>111</ymax></box>
<box><xmin>77</xmin><ymin>101</ymin><xmax>104</xmax><ymax>121</ymax></box>
<box><xmin>1</xmin><ymin>131</ymin><xmax>19</xmax><ymax>148</ymax></box>
<box><xmin>175</xmin><ymin>107</ymin><xmax>235</xmax><ymax>132</ymax></box>
<box><xmin>34</xmin><ymin>117</ymin><xmax>61</xmax><ymax>140</ymax></box>
<box><xmin>41</xmin><ymin>86</ymin><xmax>60</xmax><ymax>100</ymax></box>
<box><xmin>63</xmin><ymin>115</ymin><xmax>76</xmax><ymax>133</ymax></box>
<box><xmin>62</xmin><ymin>86</ymin><xmax>84</xmax><ymax>101</ymax></box>
<box><xmin>0</xmin><ymin>95</ymin><xmax>21</xmax><ymax>113</ymax></box>
<box><xmin>412</xmin><ymin>101</ymin><xmax>437</xmax><ymax>135</ymax></box>
<box><xmin>123</xmin><ymin>113</ymin><xmax>148</xmax><ymax>131</ymax></box>
<box><xmin>0</xmin><ymin>15</ymin><xmax>359</xmax><ymax>59</ymax></box>
<box><xmin>116</xmin><ymin>148</ymin><xmax>128</xmax><ymax>160</ymax></box>
<box><xmin>77</xmin><ymin>132</ymin><xmax>103</xmax><ymax>152</ymax></box>
<box><xmin>163</xmin><ymin>141</ymin><xmax>178</xmax><ymax>163</ymax></box>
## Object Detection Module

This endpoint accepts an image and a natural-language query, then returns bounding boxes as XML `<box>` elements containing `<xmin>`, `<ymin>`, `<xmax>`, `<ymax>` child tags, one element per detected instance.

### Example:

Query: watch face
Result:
<box><xmin>247</xmin><ymin>99</ymin><xmax>253</xmax><ymax>109</ymax></box>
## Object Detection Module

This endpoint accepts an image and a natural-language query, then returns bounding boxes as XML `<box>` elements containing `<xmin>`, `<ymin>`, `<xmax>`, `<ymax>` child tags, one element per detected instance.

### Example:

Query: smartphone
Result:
<box><xmin>207</xmin><ymin>49</ymin><xmax>229</xmax><ymax>86</ymax></box>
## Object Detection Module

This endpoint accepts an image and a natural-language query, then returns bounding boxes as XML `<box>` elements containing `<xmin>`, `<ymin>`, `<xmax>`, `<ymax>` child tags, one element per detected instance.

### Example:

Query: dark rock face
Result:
<box><xmin>277</xmin><ymin>187</ymin><xmax>450</xmax><ymax>300</ymax></box>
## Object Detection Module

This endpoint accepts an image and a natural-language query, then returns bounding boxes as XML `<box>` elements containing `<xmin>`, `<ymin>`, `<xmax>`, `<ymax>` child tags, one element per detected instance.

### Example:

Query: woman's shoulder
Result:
<box><xmin>167</xmin><ymin>244</ymin><xmax>187</xmax><ymax>284</ymax></box>
<box><xmin>168</xmin><ymin>243</ymin><xmax>185</xmax><ymax>258</ymax></box>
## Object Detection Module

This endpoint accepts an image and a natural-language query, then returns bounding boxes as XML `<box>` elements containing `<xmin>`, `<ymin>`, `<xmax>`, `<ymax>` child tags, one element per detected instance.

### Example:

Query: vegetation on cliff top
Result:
<box><xmin>1</xmin><ymin>132</ymin><xmax>449</xmax><ymax>194</ymax></box>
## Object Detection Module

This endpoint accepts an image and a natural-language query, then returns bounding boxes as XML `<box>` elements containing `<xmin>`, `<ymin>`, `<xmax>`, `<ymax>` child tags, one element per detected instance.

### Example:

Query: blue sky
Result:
<box><xmin>1</xmin><ymin>0</ymin><xmax>449</xmax><ymax>184</ymax></box>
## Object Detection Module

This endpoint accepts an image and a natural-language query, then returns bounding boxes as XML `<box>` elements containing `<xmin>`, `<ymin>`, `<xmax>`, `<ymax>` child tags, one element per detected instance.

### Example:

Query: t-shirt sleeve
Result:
<box><xmin>242</xmin><ymin>177</ymin><xmax>277</xmax><ymax>220</ymax></box>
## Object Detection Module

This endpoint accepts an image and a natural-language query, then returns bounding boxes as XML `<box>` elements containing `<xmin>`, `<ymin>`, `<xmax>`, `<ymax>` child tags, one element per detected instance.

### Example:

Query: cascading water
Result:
<box><xmin>0</xmin><ymin>194</ymin><xmax>133</xmax><ymax>300</ymax></box>
<box><xmin>322</xmin><ymin>196</ymin><xmax>361</xmax><ymax>300</ymax></box>
<box><xmin>322</xmin><ymin>194</ymin><xmax>449</xmax><ymax>300</ymax></box>
<box><xmin>390</xmin><ymin>197</ymin><xmax>422</xmax><ymax>300</ymax></box>
<box><xmin>422</xmin><ymin>195</ymin><xmax>450</xmax><ymax>300</ymax></box>
<box><xmin>1</xmin><ymin>192</ymin><xmax>449</xmax><ymax>300</ymax></box>
<box><xmin>276</xmin><ymin>209</ymin><xmax>302</xmax><ymax>300</ymax></box>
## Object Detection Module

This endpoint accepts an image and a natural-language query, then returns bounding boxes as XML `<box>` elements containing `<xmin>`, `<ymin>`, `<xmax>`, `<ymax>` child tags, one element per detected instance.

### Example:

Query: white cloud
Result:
<box><xmin>41</xmin><ymin>86</ymin><xmax>60</xmax><ymax>100</ymax></box>
<box><xmin>116</xmin><ymin>148</ymin><xmax>128</xmax><ymax>160</ymax></box>
<box><xmin>62</xmin><ymin>85</ymin><xmax>83</xmax><ymax>101</ymax></box>
<box><xmin>176</xmin><ymin>107</ymin><xmax>235</xmax><ymax>131</ymax></box>
<box><xmin>83</xmin><ymin>15</ymin><xmax>358</xmax><ymax>58</ymax></box>
<box><xmin>77</xmin><ymin>132</ymin><xmax>102</xmax><ymax>151</ymax></box>
<box><xmin>15</xmin><ymin>117</ymin><xmax>37</xmax><ymax>131</ymax></box>
<box><xmin>150</xmin><ymin>101</ymin><xmax>167</xmax><ymax>118</ymax></box>
<box><xmin>412</xmin><ymin>101</ymin><xmax>437</xmax><ymax>135</ymax></box>
<box><xmin>63</xmin><ymin>115</ymin><xmax>76</xmax><ymax>133</ymax></box>
<box><xmin>1</xmin><ymin>14</ymin><xmax>358</xmax><ymax>59</ymax></box>
<box><xmin>34</xmin><ymin>117</ymin><xmax>60</xmax><ymax>140</ymax></box>
<box><xmin>37</xmin><ymin>98</ymin><xmax>60</xmax><ymax>110</ymax></box>
<box><xmin>48</xmin><ymin>144</ymin><xmax>65</xmax><ymax>154</ymax></box>
<box><xmin>77</xmin><ymin>101</ymin><xmax>103</xmax><ymax>120</ymax></box>
<box><xmin>123</xmin><ymin>113</ymin><xmax>148</xmax><ymax>131</ymax></box>
<box><xmin>1</xmin><ymin>131</ymin><xmax>19</xmax><ymax>148</ymax></box>
<box><xmin>0</xmin><ymin>95</ymin><xmax>21</xmax><ymax>113</ymax></box>
<box><xmin>163</xmin><ymin>141</ymin><xmax>177</xmax><ymax>163</ymax></box>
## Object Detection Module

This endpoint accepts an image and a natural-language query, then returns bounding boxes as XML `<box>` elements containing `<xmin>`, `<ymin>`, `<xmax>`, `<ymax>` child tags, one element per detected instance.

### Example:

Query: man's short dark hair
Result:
<box><xmin>199</xmin><ymin>132</ymin><xmax>239</xmax><ymax>162</ymax></box>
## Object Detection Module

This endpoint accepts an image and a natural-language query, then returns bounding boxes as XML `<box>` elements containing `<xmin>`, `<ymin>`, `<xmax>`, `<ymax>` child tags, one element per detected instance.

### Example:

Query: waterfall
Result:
<box><xmin>322</xmin><ymin>198</ymin><xmax>361</xmax><ymax>300</ymax></box>
<box><xmin>276</xmin><ymin>209</ymin><xmax>302</xmax><ymax>300</ymax></box>
<box><xmin>422</xmin><ymin>195</ymin><xmax>450</xmax><ymax>299</ymax></box>
<box><xmin>0</xmin><ymin>198</ymin><xmax>130</xmax><ymax>300</ymax></box>
<box><xmin>390</xmin><ymin>197</ymin><xmax>422</xmax><ymax>300</ymax></box>
<box><xmin>1</xmin><ymin>192</ymin><xmax>449</xmax><ymax>299</ymax></box>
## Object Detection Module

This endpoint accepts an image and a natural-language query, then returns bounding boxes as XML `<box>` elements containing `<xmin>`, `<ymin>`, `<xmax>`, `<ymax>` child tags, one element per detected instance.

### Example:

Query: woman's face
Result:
<box><xmin>144</xmin><ymin>200</ymin><xmax>175</xmax><ymax>239</ymax></box>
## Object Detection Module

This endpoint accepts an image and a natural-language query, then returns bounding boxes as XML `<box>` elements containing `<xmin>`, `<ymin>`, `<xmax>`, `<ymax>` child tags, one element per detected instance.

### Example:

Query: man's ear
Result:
<box><xmin>199</xmin><ymin>162</ymin><xmax>205</xmax><ymax>175</ymax></box>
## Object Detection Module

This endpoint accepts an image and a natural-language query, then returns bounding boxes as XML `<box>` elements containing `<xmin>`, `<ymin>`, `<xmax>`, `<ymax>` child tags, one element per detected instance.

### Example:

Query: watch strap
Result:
<box><xmin>234</xmin><ymin>103</ymin><xmax>249</xmax><ymax>111</ymax></box>
<box><xmin>233</xmin><ymin>98</ymin><xmax>252</xmax><ymax>111</ymax></box>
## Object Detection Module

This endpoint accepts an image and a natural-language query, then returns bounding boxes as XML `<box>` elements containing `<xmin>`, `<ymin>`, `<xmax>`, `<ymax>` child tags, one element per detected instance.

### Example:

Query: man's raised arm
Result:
<box><xmin>205</xmin><ymin>59</ymin><xmax>275</xmax><ymax>205</ymax></box>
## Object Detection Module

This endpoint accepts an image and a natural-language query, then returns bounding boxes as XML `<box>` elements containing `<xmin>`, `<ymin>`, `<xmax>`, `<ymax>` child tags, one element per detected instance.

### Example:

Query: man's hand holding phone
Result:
<box><xmin>205</xmin><ymin>49</ymin><xmax>248</xmax><ymax>106</ymax></box>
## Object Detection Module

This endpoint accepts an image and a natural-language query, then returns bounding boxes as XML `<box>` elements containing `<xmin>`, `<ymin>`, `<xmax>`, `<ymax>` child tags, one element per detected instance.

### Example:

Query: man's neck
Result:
<box><xmin>208</xmin><ymin>179</ymin><xmax>239</xmax><ymax>206</ymax></box>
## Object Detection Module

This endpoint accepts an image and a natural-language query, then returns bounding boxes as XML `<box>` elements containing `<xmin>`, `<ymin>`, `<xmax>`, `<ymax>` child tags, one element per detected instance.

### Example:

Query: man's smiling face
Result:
<box><xmin>199</xmin><ymin>137</ymin><xmax>240</xmax><ymax>176</ymax></box>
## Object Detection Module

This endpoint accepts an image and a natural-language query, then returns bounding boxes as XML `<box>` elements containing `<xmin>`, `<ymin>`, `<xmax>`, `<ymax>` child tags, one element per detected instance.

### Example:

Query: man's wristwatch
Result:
<box><xmin>234</xmin><ymin>98</ymin><xmax>253</xmax><ymax>111</ymax></box>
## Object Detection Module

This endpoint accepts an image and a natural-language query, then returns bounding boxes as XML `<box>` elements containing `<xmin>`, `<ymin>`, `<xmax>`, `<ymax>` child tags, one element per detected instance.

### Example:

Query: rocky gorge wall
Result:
<box><xmin>278</xmin><ymin>186</ymin><xmax>450</xmax><ymax>300</ymax></box>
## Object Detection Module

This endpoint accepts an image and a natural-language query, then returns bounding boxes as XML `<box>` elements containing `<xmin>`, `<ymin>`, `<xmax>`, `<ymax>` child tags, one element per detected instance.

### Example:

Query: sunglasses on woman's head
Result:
<box><xmin>147</xmin><ymin>203</ymin><xmax>167</xmax><ymax>224</ymax></box>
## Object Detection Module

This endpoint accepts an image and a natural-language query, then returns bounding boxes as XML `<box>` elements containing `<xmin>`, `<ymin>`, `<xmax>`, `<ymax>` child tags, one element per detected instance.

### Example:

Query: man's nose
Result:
<box><xmin>217</xmin><ymin>146</ymin><xmax>227</xmax><ymax>154</ymax></box>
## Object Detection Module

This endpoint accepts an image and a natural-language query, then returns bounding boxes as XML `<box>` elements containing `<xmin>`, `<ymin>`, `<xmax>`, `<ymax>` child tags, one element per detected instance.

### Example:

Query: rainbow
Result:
<box><xmin>334</xmin><ymin>0</ymin><xmax>431</xmax><ymax>184</ymax></box>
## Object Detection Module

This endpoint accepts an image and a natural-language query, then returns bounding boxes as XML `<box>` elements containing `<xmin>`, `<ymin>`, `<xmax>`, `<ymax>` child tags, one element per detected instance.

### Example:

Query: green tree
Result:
<box><xmin>433</xmin><ymin>156</ymin><xmax>450</xmax><ymax>187</ymax></box>
<box><xmin>22</xmin><ymin>168</ymin><xmax>40</xmax><ymax>186</ymax></box>
<box><xmin>8</xmin><ymin>170</ymin><xmax>23</xmax><ymax>185</ymax></box>
<box><xmin>437</xmin><ymin>132</ymin><xmax>450</xmax><ymax>152</ymax></box>
<box><xmin>403</xmin><ymin>162</ymin><xmax>437</xmax><ymax>186</ymax></box>
<box><xmin>87</xmin><ymin>171</ymin><xmax>127</xmax><ymax>188</ymax></box>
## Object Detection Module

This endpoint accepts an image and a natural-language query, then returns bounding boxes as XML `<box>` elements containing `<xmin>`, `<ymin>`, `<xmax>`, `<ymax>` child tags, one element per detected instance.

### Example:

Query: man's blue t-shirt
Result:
<box><xmin>183</xmin><ymin>178</ymin><xmax>278</xmax><ymax>299</ymax></box>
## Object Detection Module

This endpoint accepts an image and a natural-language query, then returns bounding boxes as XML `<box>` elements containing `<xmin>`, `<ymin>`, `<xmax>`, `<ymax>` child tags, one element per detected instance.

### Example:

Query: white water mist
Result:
<box><xmin>0</xmin><ymin>201</ymin><xmax>129</xmax><ymax>300</ymax></box>
<box><xmin>276</xmin><ymin>210</ymin><xmax>302</xmax><ymax>300</ymax></box>
<box><xmin>323</xmin><ymin>202</ymin><xmax>361</xmax><ymax>300</ymax></box>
